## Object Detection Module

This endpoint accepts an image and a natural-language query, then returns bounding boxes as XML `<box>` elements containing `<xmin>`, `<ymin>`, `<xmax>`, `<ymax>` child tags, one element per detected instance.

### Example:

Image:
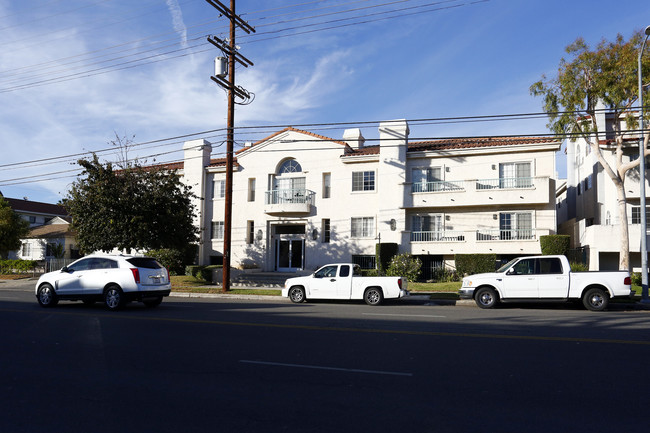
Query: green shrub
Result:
<box><xmin>432</xmin><ymin>267</ymin><xmax>459</xmax><ymax>283</ymax></box>
<box><xmin>570</xmin><ymin>262</ymin><xmax>590</xmax><ymax>272</ymax></box>
<box><xmin>386</xmin><ymin>253</ymin><xmax>422</xmax><ymax>282</ymax></box>
<box><xmin>455</xmin><ymin>254</ymin><xmax>497</xmax><ymax>276</ymax></box>
<box><xmin>540</xmin><ymin>235</ymin><xmax>570</xmax><ymax>256</ymax></box>
<box><xmin>376</xmin><ymin>243</ymin><xmax>399</xmax><ymax>273</ymax></box>
<box><xmin>0</xmin><ymin>259</ymin><xmax>37</xmax><ymax>274</ymax></box>
<box><xmin>631</xmin><ymin>272</ymin><xmax>642</xmax><ymax>286</ymax></box>
<box><xmin>184</xmin><ymin>265</ymin><xmax>220</xmax><ymax>283</ymax></box>
<box><xmin>148</xmin><ymin>248</ymin><xmax>185</xmax><ymax>275</ymax></box>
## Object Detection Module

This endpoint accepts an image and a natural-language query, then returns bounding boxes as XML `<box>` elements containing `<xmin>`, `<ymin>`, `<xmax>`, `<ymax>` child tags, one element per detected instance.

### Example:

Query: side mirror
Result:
<box><xmin>61</xmin><ymin>266</ymin><xmax>69</xmax><ymax>273</ymax></box>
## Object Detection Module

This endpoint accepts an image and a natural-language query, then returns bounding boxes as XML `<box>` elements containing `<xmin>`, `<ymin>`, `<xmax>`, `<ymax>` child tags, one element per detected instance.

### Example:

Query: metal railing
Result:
<box><xmin>476</xmin><ymin>177</ymin><xmax>534</xmax><ymax>190</ymax></box>
<box><xmin>410</xmin><ymin>231</ymin><xmax>466</xmax><ymax>242</ymax></box>
<box><xmin>265</xmin><ymin>189</ymin><xmax>315</xmax><ymax>205</ymax></box>
<box><xmin>475</xmin><ymin>229</ymin><xmax>536</xmax><ymax>241</ymax></box>
<box><xmin>412</xmin><ymin>180</ymin><xmax>466</xmax><ymax>193</ymax></box>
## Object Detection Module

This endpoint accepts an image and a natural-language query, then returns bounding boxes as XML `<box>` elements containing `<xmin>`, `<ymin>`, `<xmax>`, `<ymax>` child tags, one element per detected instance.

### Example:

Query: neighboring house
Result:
<box><xmin>3</xmin><ymin>197</ymin><xmax>78</xmax><ymax>261</ymax></box>
<box><xmin>17</xmin><ymin>216</ymin><xmax>79</xmax><ymax>261</ymax></box>
<box><xmin>173</xmin><ymin>120</ymin><xmax>560</xmax><ymax>277</ymax></box>
<box><xmin>557</xmin><ymin>109</ymin><xmax>648</xmax><ymax>271</ymax></box>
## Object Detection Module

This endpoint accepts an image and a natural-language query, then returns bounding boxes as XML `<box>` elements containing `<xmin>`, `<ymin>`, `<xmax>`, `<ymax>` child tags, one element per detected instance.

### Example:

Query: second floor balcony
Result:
<box><xmin>264</xmin><ymin>188</ymin><xmax>315</xmax><ymax>215</ymax></box>
<box><xmin>410</xmin><ymin>176</ymin><xmax>551</xmax><ymax>208</ymax></box>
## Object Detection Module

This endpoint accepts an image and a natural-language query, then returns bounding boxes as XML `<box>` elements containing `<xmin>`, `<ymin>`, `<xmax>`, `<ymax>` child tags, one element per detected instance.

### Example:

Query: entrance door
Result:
<box><xmin>276</xmin><ymin>239</ymin><xmax>304</xmax><ymax>272</ymax></box>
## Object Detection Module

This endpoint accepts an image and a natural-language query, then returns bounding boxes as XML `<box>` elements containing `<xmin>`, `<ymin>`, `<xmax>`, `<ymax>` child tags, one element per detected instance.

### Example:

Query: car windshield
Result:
<box><xmin>496</xmin><ymin>258</ymin><xmax>519</xmax><ymax>273</ymax></box>
<box><xmin>126</xmin><ymin>257</ymin><xmax>163</xmax><ymax>269</ymax></box>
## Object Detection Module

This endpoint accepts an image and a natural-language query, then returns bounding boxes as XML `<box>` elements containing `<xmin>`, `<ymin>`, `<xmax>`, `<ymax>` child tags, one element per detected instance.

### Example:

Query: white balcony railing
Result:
<box><xmin>412</xmin><ymin>180</ymin><xmax>466</xmax><ymax>193</ymax></box>
<box><xmin>475</xmin><ymin>229</ymin><xmax>537</xmax><ymax>241</ymax></box>
<box><xmin>410</xmin><ymin>231</ymin><xmax>466</xmax><ymax>242</ymax></box>
<box><xmin>265</xmin><ymin>188</ymin><xmax>315</xmax><ymax>205</ymax></box>
<box><xmin>475</xmin><ymin>177</ymin><xmax>534</xmax><ymax>190</ymax></box>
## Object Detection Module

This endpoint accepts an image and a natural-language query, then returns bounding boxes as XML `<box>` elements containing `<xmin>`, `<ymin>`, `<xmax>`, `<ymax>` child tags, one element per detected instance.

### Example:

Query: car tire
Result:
<box><xmin>364</xmin><ymin>287</ymin><xmax>383</xmax><ymax>306</ymax></box>
<box><xmin>288</xmin><ymin>287</ymin><xmax>305</xmax><ymax>303</ymax></box>
<box><xmin>143</xmin><ymin>296</ymin><xmax>163</xmax><ymax>308</ymax></box>
<box><xmin>582</xmin><ymin>288</ymin><xmax>608</xmax><ymax>311</ymax></box>
<box><xmin>104</xmin><ymin>285</ymin><xmax>125</xmax><ymax>311</ymax></box>
<box><xmin>475</xmin><ymin>287</ymin><xmax>498</xmax><ymax>309</ymax></box>
<box><xmin>37</xmin><ymin>284</ymin><xmax>58</xmax><ymax>308</ymax></box>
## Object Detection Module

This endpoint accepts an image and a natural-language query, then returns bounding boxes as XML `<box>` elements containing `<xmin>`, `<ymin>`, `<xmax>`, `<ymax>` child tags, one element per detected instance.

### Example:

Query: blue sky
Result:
<box><xmin>1</xmin><ymin>0</ymin><xmax>649</xmax><ymax>204</ymax></box>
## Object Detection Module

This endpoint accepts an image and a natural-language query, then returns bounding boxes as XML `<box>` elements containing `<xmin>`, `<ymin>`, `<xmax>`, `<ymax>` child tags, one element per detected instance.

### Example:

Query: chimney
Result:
<box><xmin>343</xmin><ymin>128</ymin><xmax>365</xmax><ymax>149</ymax></box>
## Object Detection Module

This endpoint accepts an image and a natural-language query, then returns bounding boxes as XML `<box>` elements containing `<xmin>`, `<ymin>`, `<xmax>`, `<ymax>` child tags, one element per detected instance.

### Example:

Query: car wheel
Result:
<box><xmin>475</xmin><ymin>287</ymin><xmax>498</xmax><ymax>309</ymax></box>
<box><xmin>364</xmin><ymin>287</ymin><xmax>383</xmax><ymax>306</ymax></box>
<box><xmin>37</xmin><ymin>284</ymin><xmax>58</xmax><ymax>308</ymax></box>
<box><xmin>143</xmin><ymin>296</ymin><xmax>163</xmax><ymax>308</ymax></box>
<box><xmin>582</xmin><ymin>288</ymin><xmax>608</xmax><ymax>311</ymax></box>
<box><xmin>104</xmin><ymin>285</ymin><xmax>125</xmax><ymax>311</ymax></box>
<box><xmin>288</xmin><ymin>287</ymin><xmax>305</xmax><ymax>303</ymax></box>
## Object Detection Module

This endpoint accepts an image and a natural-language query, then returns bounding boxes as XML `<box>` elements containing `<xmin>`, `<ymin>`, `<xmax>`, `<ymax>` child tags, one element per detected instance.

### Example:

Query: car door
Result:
<box><xmin>536</xmin><ymin>257</ymin><xmax>569</xmax><ymax>298</ymax></box>
<box><xmin>335</xmin><ymin>265</ymin><xmax>353</xmax><ymax>299</ymax></box>
<box><xmin>501</xmin><ymin>258</ymin><xmax>538</xmax><ymax>298</ymax></box>
<box><xmin>78</xmin><ymin>257</ymin><xmax>119</xmax><ymax>295</ymax></box>
<box><xmin>308</xmin><ymin>265</ymin><xmax>339</xmax><ymax>299</ymax></box>
<box><xmin>55</xmin><ymin>258</ymin><xmax>93</xmax><ymax>294</ymax></box>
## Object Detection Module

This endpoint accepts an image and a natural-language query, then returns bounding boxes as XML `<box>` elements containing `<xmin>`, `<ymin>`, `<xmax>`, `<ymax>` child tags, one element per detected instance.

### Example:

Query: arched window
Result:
<box><xmin>278</xmin><ymin>159</ymin><xmax>302</xmax><ymax>174</ymax></box>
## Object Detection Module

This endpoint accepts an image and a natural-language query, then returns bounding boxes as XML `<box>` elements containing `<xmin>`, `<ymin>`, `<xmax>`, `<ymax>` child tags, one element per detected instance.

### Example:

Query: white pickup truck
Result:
<box><xmin>282</xmin><ymin>263</ymin><xmax>409</xmax><ymax>305</ymax></box>
<box><xmin>458</xmin><ymin>255</ymin><xmax>633</xmax><ymax>311</ymax></box>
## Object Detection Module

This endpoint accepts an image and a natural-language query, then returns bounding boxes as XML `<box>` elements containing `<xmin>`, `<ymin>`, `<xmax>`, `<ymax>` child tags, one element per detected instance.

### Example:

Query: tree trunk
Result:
<box><xmin>615</xmin><ymin>182</ymin><xmax>630</xmax><ymax>271</ymax></box>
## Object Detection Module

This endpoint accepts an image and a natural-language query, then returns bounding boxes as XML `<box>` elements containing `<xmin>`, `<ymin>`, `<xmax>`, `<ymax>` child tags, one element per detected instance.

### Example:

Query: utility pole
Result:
<box><xmin>205</xmin><ymin>0</ymin><xmax>255</xmax><ymax>292</ymax></box>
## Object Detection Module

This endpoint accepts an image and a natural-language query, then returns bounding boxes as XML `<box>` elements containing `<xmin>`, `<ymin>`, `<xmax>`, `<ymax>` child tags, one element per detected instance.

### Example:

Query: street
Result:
<box><xmin>2</xmin><ymin>279</ymin><xmax>650</xmax><ymax>433</ymax></box>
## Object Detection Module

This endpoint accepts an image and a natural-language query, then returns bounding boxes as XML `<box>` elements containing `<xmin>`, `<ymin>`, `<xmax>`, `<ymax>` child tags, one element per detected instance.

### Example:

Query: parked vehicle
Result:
<box><xmin>282</xmin><ymin>263</ymin><xmax>408</xmax><ymax>305</ymax></box>
<box><xmin>458</xmin><ymin>255</ymin><xmax>632</xmax><ymax>311</ymax></box>
<box><xmin>35</xmin><ymin>254</ymin><xmax>171</xmax><ymax>311</ymax></box>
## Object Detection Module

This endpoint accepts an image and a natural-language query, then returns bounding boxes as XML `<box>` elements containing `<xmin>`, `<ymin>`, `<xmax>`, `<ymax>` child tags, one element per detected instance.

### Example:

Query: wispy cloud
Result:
<box><xmin>166</xmin><ymin>0</ymin><xmax>187</xmax><ymax>49</ymax></box>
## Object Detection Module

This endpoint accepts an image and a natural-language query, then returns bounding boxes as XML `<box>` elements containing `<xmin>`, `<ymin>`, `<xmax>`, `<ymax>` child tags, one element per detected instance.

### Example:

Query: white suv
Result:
<box><xmin>35</xmin><ymin>254</ymin><xmax>171</xmax><ymax>310</ymax></box>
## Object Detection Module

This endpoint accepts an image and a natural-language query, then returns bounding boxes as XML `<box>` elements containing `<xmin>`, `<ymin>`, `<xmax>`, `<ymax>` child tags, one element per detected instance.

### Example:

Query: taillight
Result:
<box><xmin>398</xmin><ymin>278</ymin><xmax>403</xmax><ymax>289</ymax></box>
<box><xmin>166</xmin><ymin>267</ymin><xmax>170</xmax><ymax>282</ymax></box>
<box><xmin>130</xmin><ymin>268</ymin><xmax>140</xmax><ymax>284</ymax></box>
<box><xmin>624</xmin><ymin>276</ymin><xmax>631</xmax><ymax>286</ymax></box>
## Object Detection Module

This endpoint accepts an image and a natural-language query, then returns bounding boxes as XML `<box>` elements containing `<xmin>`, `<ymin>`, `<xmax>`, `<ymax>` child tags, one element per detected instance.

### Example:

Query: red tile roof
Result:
<box><xmin>408</xmin><ymin>136</ymin><xmax>559</xmax><ymax>152</ymax></box>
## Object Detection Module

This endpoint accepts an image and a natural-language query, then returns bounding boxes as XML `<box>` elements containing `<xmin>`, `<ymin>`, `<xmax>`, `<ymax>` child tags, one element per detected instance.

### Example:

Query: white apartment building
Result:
<box><xmin>178</xmin><ymin>120</ymin><xmax>560</xmax><ymax>277</ymax></box>
<box><xmin>558</xmin><ymin>109</ymin><xmax>649</xmax><ymax>271</ymax></box>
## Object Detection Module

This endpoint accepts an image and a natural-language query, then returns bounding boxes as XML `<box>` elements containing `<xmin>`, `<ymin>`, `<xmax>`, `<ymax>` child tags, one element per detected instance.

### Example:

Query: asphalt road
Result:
<box><xmin>2</xmin><ymin>279</ymin><xmax>650</xmax><ymax>433</ymax></box>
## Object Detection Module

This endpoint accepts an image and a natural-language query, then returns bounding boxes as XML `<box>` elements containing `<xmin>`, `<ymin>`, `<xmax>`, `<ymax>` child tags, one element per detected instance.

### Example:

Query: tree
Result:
<box><xmin>62</xmin><ymin>153</ymin><xmax>198</xmax><ymax>254</ymax></box>
<box><xmin>0</xmin><ymin>197</ymin><xmax>30</xmax><ymax>258</ymax></box>
<box><xmin>530</xmin><ymin>30</ymin><xmax>650</xmax><ymax>271</ymax></box>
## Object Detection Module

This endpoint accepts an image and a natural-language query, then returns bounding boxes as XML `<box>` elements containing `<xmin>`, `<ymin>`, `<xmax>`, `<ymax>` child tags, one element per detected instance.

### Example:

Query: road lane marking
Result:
<box><xmin>362</xmin><ymin>313</ymin><xmax>446</xmax><ymax>318</ymax></box>
<box><xmin>4</xmin><ymin>307</ymin><xmax>650</xmax><ymax>346</ymax></box>
<box><xmin>240</xmin><ymin>360</ymin><xmax>413</xmax><ymax>377</ymax></box>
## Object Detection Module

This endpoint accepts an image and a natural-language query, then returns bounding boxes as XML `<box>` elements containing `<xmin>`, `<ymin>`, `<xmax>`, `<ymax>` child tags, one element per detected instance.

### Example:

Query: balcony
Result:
<box><xmin>410</xmin><ymin>177</ymin><xmax>551</xmax><ymax>208</ymax></box>
<box><xmin>409</xmin><ymin>228</ymin><xmax>547</xmax><ymax>255</ymax></box>
<box><xmin>264</xmin><ymin>188</ymin><xmax>315</xmax><ymax>215</ymax></box>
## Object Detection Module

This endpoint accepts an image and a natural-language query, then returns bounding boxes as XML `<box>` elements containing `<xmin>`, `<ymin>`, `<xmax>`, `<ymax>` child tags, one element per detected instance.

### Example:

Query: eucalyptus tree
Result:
<box><xmin>530</xmin><ymin>30</ymin><xmax>650</xmax><ymax>270</ymax></box>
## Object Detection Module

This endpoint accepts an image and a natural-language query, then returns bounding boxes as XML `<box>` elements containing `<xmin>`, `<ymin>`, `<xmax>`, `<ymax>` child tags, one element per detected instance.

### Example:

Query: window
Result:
<box><xmin>278</xmin><ymin>159</ymin><xmax>302</xmax><ymax>173</ymax></box>
<box><xmin>322</xmin><ymin>173</ymin><xmax>331</xmax><ymax>198</ymax></box>
<box><xmin>213</xmin><ymin>179</ymin><xmax>225</xmax><ymax>199</ymax></box>
<box><xmin>211</xmin><ymin>221</ymin><xmax>224</xmax><ymax>240</ymax></box>
<box><xmin>411</xmin><ymin>214</ymin><xmax>443</xmax><ymax>241</ymax></box>
<box><xmin>248</xmin><ymin>178</ymin><xmax>256</xmax><ymax>202</ymax></box>
<box><xmin>586</xmin><ymin>174</ymin><xmax>592</xmax><ymax>190</ymax></box>
<box><xmin>315</xmin><ymin>265</ymin><xmax>338</xmax><ymax>278</ymax></box>
<box><xmin>29</xmin><ymin>216</ymin><xmax>36</xmax><ymax>224</ymax></box>
<box><xmin>339</xmin><ymin>265</ymin><xmax>350</xmax><ymax>277</ymax></box>
<box><xmin>500</xmin><ymin>212</ymin><xmax>533</xmax><ymax>240</ymax></box>
<box><xmin>499</xmin><ymin>162</ymin><xmax>532</xmax><ymax>188</ymax></box>
<box><xmin>322</xmin><ymin>218</ymin><xmax>331</xmax><ymax>243</ymax></box>
<box><xmin>352</xmin><ymin>171</ymin><xmax>375</xmax><ymax>191</ymax></box>
<box><xmin>247</xmin><ymin>220</ymin><xmax>254</xmax><ymax>244</ymax></box>
<box><xmin>412</xmin><ymin>167</ymin><xmax>442</xmax><ymax>192</ymax></box>
<box><xmin>539</xmin><ymin>257</ymin><xmax>563</xmax><ymax>274</ymax></box>
<box><xmin>632</xmin><ymin>206</ymin><xmax>650</xmax><ymax>224</ymax></box>
<box><xmin>351</xmin><ymin>217</ymin><xmax>374</xmax><ymax>238</ymax></box>
<box><xmin>21</xmin><ymin>243</ymin><xmax>31</xmax><ymax>256</ymax></box>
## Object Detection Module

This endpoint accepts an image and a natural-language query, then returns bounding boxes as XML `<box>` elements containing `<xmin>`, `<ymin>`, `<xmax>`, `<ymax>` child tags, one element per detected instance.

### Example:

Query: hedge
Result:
<box><xmin>454</xmin><ymin>254</ymin><xmax>497</xmax><ymax>277</ymax></box>
<box><xmin>0</xmin><ymin>259</ymin><xmax>38</xmax><ymax>274</ymax></box>
<box><xmin>185</xmin><ymin>265</ymin><xmax>221</xmax><ymax>283</ymax></box>
<box><xmin>540</xmin><ymin>235</ymin><xmax>570</xmax><ymax>256</ymax></box>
